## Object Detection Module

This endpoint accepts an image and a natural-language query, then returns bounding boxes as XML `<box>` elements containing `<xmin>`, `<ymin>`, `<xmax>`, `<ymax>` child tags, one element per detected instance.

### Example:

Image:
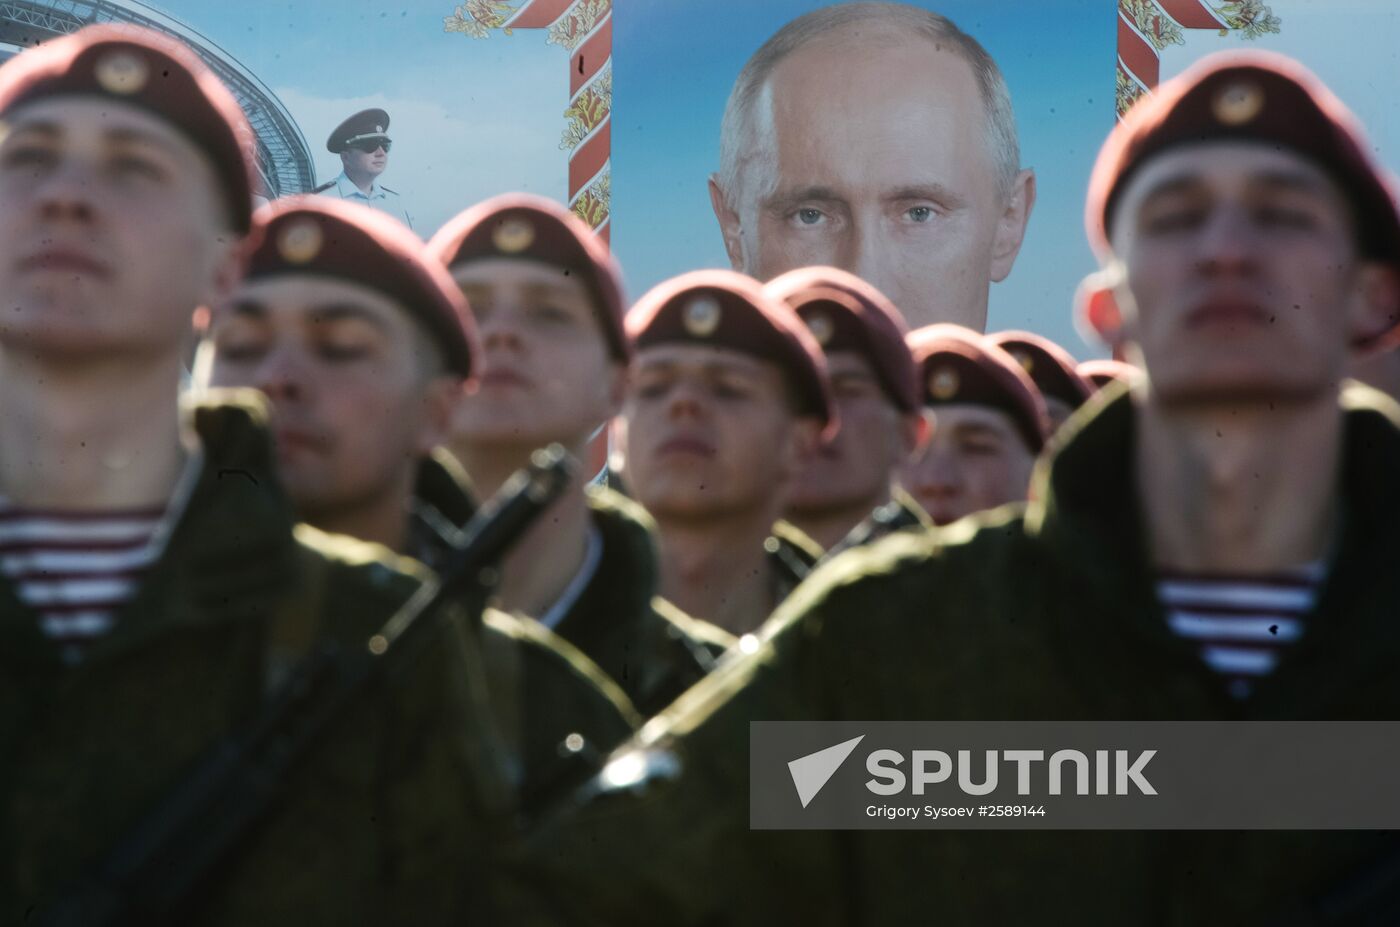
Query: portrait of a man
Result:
<box><xmin>709</xmin><ymin>2</ymin><xmax>1036</xmax><ymax>330</ymax></box>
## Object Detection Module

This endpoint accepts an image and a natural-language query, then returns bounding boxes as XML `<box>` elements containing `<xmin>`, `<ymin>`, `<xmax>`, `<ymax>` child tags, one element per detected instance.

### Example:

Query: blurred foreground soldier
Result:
<box><xmin>199</xmin><ymin>197</ymin><xmax>634</xmax><ymax>802</ymax></box>
<box><xmin>429</xmin><ymin>194</ymin><xmax>729</xmax><ymax>713</ymax></box>
<box><xmin>898</xmin><ymin>325</ymin><xmax>1047</xmax><ymax>525</ymax></box>
<box><xmin>0</xmin><ymin>26</ymin><xmax>491</xmax><ymax>923</ymax></box>
<box><xmin>624</xmin><ymin>270</ymin><xmax>833</xmax><ymax>636</ymax></box>
<box><xmin>987</xmin><ymin>328</ymin><xmax>1094</xmax><ymax>428</ymax></box>
<box><xmin>1078</xmin><ymin>356</ymin><xmax>1140</xmax><ymax>392</ymax></box>
<box><xmin>315</xmin><ymin>108</ymin><xmax>412</xmax><ymax>230</ymax></box>
<box><xmin>521</xmin><ymin>51</ymin><xmax>1400</xmax><ymax>925</ymax></box>
<box><xmin>765</xmin><ymin>267</ymin><xmax>929</xmax><ymax>551</ymax></box>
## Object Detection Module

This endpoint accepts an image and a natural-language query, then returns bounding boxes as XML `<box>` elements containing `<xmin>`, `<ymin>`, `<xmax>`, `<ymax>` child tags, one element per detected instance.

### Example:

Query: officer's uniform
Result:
<box><xmin>515</xmin><ymin>53</ymin><xmax>1400</xmax><ymax>926</ymax></box>
<box><xmin>316</xmin><ymin>107</ymin><xmax>414</xmax><ymax>230</ymax></box>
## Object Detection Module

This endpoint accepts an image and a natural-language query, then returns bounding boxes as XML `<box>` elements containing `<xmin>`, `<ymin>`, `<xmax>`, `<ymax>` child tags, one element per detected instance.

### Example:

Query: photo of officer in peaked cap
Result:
<box><xmin>315</xmin><ymin>107</ymin><xmax>413</xmax><ymax>230</ymax></box>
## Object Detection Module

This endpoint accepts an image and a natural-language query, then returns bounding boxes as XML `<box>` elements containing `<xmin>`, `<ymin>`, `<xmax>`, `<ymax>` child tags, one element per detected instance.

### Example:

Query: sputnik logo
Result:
<box><xmin>788</xmin><ymin>735</ymin><xmax>865</xmax><ymax>808</ymax></box>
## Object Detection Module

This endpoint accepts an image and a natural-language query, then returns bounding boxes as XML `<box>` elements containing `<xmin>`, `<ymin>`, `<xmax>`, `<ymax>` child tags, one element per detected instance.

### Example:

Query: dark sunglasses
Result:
<box><xmin>349</xmin><ymin>138</ymin><xmax>391</xmax><ymax>153</ymax></box>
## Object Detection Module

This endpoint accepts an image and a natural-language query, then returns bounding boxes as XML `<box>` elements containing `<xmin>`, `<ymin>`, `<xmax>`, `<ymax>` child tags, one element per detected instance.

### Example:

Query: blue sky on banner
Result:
<box><xmin>151</xmin><ymin>0</ymin><xmax>571</xmax><ymax>237</ymax></box>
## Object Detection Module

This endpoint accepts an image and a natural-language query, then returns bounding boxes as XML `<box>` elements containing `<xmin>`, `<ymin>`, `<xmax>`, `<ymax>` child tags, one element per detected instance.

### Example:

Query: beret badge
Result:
<box><xmin>492</xmin><ymin>217</ymin><xmax>535</xmax><ymax>254</ymax></box>
<box><xmin>277</xmin><ymin>219</ymin><xmax>324</xmax><ymax>265</ymax></box>
<box><xmin>683</xmin><ymin>295</ymin><xmax>722</xmax><ymax>337</ymax></box>
<box><xmin>95</xmin><ymin>50</ymin><xmax>148</xmax><ymax>95</ymax></box>
<box><xmin>930</xmin><ymin>366</ymin><xmax>960</xmax><ymax>400</ymax></box>
<box><xmin>1212</xmin><ymin>80</ymin><xmax>1265</xmax><ymax>126</ymax></box>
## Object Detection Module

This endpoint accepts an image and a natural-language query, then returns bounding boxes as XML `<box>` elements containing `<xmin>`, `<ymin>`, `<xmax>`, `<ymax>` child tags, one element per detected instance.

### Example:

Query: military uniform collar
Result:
<box><xmin>334</xmin><ymin>170</ymin><xmax>385</xmax><ymax>200</ymax></box>
<box><xmin>0</xmin><ymin>391</ymin><xmax>301</xmax><ymax>670</ymax></box>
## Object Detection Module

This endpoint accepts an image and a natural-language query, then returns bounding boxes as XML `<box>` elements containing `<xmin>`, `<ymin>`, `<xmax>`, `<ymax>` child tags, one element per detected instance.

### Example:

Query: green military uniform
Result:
<box><xmin>519</xmin><ymin>386</ymin><xmax>1400</xmax><ymax>925</ymax></box>
<box><xmin>821</xmin><ymin>487</ymin><xmax>932</xmax><ymax>560</ymax></box>
<box><xmin>2</xmin><ymin>396</ymin><xmax>633</xmax><ymax>925</ymax></box>
<box><xmin>406</xmin><ymin>448</ymin><xmax>476</xmax><ymax>573</ymax></box>
<box><xmin>767</xmin><ymin>518</ymin><xmax>823</xmax><ymax>602</ymax></box>
<box><xmin>1</xmin><ymin>396</ymin><xmax>451</xmax><ymax>921</ymax></box>
<box><xmin>544</xmin><ymin>487</ymin><xmax>732</xmax><ymax>716</ymax></box>
<box><xmin>404</xmin><ymin>447</ymin><xmax>640</xmax><ymax>801</ymax></box>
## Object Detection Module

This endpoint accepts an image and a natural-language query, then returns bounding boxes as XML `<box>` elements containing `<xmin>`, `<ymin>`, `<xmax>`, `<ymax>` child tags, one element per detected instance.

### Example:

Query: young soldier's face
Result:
<box><xmin>0</xmin><ymin>97</ymin><xmax>239</xmax><ymax>360</ymax></box>
<box><xmin>786</xmin><ymin>350</ymin><xmax>907</xmax><ymax>515</ymax></box>
<box><xmin>450</xmin><ymin>258</ymin><xmax>621</xmax><ymax>450</ymax></box>
<box><xmin>201</xmin><ymin>276</ymin><xmax>457</xmax><ymax>521</ymax></box>
<box><xmin>898</xmin><ymin>404</ymin><xmax>1034</xmax><ymax>526</ymax></box>
<box><xmin>625</xmin><ymin>343</ymin><xmax>818</xmax><ymax>521</ymax></box>
<box><xmin>1111</xmin><ymin>142</ymin><xmax>1380</xmax><ymax>403</ymax></box>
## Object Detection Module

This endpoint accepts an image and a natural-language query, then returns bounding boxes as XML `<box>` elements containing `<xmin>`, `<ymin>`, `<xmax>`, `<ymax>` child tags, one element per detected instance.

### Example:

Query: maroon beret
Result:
<box><xmin>765</xmin><ymin>266</ymin><xmax>919</xmax><ymax>414</ymax></box>
<box><xmin>1077</xmin><ymin>358</ymin><xmax>1141</xmax><ymax>392</ymax></box>
<box><xmin>428</xmin><ymin>193</ymin><xmax>628</xmax><ymax>362</ymax></box>
<box><xmin>987</xmin><ymin>330</ymin><xmax>1093</xmax><ymax>411</ymax></box>
<box><xmin>628</xmin><ymin>269</ymin><xmax>835</xmax><ymax>434</ymax></box>
<box><xmin>1087</xmin><ymin>51</ymin><xmax>1400</xmax><ymax>273</ymax></box>
<box><xmin>907</xmin><ymin>325</ymin><xmax>1049</xmax><ymax>454</ymax></box>
<box><xmin>0</xmin><ymin>24</ymin><xmax>256</xmax><ymax>233</ymax></box>
<box><xmin>245</xmin><ymin>196</ymin><xmax>478</xmax><ymax>378</ymax></box>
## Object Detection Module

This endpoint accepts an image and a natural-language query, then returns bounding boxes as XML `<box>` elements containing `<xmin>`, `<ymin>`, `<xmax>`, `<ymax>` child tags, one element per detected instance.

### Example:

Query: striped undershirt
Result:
<box><xmin>0</xmin><ymin>451</ymin><xmax>203</xmax><ymax>664</ymax></box>
<box><xmin>1157</xmin><ymin>563</ymin><xmax>1326</xmax><ymax>700</ymax></box>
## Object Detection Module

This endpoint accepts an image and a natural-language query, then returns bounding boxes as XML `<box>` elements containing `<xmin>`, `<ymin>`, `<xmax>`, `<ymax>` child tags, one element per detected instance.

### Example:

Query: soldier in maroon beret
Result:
<box><xmin>897</xmin><ymin>324</ymin><xmax>1047</xmax><ymax>525</ymax></box>
<box><xmin>429</xmin><ymin>194</ymin><xmax>730</xmax><ymax>714</ymax></box>
<box><xmin>987</xmin><ymin>329</ymin><xmax>1093</xmax><ymax>428</ymax></box>
<box><xmin>199</xmin><ymin>196</ymin><xmax>477</xmax><ymax>560</ymax></box>
<box><xmin>765</xmin><ymin>266</ymin><xmax>930</xmax><ymax>552</ymax></box>
<box><xmin>624</xmin><ymin>269</ymin><xmax>833</xmax><ymax>636</ymax></box>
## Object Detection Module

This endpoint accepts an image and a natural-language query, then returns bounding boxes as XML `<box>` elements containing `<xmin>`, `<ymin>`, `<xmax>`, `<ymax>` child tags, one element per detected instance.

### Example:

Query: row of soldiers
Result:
<box><xmin>5</xmin><ymin>22</ymin><xmax>1400</xmax><ymax>927</ymax></box>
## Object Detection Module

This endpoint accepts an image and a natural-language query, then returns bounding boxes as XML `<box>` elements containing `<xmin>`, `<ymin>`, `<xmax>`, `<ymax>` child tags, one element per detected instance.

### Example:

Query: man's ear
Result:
<box><xmin>709</xmin><ymin>174</ymin><xmax>747</xmax><ymax>271</ymax></box>
<box><xmin>1349</xmin><ymin>263</ymin><xmax>1400</xmax><ymax>352</ymax></box>
<box><xmin>415</xmin><ymin>376</ymin><xmax>465</xmax><ymax>456</ymax></box>
<box><xmin>989</xmin><ymin>168</ymin><xmax>1036</xmax><ymax>283</ymax></box>
<box><xmin>1075</xmin><ymin>268</ymin><xmax>1127</xmax><ymax>354</ymax></box>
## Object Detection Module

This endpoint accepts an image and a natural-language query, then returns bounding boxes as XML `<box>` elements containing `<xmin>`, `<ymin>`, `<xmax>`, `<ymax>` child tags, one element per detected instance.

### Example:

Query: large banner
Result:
<box><xmin>610</xmin><ymin>0</ymin><xmax>1400</xmax><ymax>355</ymax></box>
<box><xmin>72</xmin><ymin>0</ymin><xmax>1400</xmax><ymax>355</ymax></box>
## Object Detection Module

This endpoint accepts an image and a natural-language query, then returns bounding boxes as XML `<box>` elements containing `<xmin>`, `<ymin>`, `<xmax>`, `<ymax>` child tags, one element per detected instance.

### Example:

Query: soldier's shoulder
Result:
<box><xmin>312</xmin><ymin>179</ymin><xmax>338</xmax><ymax>194</ymax></box>
<box><xmin>292</xmin><ymin>523</ymin><xmax>426</xmax><ymax>641</ymax></box>
<box><xmin>586</xmin><ymin>483</ymin><xmax>654</xmax><ymax>530</ymax></box>
<box><xmin>769</xmin><ymin>519</ymin><xmax>823</xmax><ymax>566</ymax></box>
<box><xmin>771</xmin><ymin>504</ymin><xmax>1028</xmax><ymax>637</ymax></box>
<box><xmin>653</xmin><ymin>595</ymin><xmax>735</xmax><ymax>657</ymax></box>
<box><xmin>380</xmin><ymin>185</ymin><xmax>401</xmax><ymax>196</ymax></box>
<box><xmin>484</xmin><ymin>608</ymin><xmax>642</xmax><ymax>728</ymax></box>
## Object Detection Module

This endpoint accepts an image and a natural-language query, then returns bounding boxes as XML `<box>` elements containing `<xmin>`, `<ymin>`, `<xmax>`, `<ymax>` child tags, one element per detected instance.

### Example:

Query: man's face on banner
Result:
<box><xmin>712</xmin><ymin>28</ymin><xmax>1033</xmax><ymax>332</ymax></box>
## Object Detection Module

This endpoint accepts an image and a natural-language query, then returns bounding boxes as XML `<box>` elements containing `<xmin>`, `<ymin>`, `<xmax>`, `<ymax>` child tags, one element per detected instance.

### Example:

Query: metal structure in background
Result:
<box><xmin>0</xmin><ymin>0</ymin><xmax>315</xmax><ymax>198</ymax></box>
